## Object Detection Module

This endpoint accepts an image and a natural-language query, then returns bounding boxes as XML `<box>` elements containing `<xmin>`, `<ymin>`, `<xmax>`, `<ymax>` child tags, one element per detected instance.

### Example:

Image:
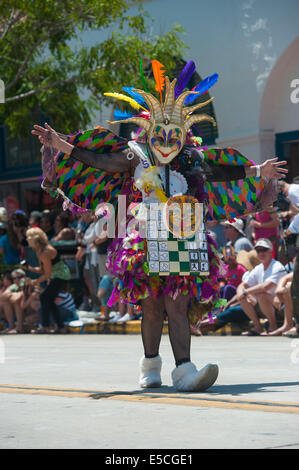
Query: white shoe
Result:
<box><xmin>172</xmin><ymin>362</ymin><xmax>218</xmax><ymax>392</ymax></box>
<box><xmin>108</xmin><ymin>312</ymin><xmax>122</xmax><ymax>323</ymax></box>
<box><xmin>139</xmin><ymin>355</ymin><xmax>162</xmax><ymax>388</ymax></box>
<box><xmin>117</xmin><ymin>313</ymin><xmax>133</xmax><ymax>322</ymax></box>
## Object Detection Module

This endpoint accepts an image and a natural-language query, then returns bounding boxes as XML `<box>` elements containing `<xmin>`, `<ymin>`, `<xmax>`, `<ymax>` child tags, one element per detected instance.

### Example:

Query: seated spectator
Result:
<box><xmin>278</xmin><ymin>180</ymin><xmax>299</xmax><ymax>216</ymax></box>
<box><xmin>0</xmin><ymin>270</ymin><xmax>13</xmax><ymax>330</ymax></box>
<box><xmin>52</xmin><ymin>212</ymin><xmax>75</xmax><ymax>241</ymax></box>
<box><xmin>220</xmin><ymin>246</ymin><xmax>247</xmax><ymax>301</ymax></box>
<box><xmin>223</xmin><ymin>218</ymin><xmax>253</xmax><ymax>254</ymax></box>
<box><xmin>20</xmin><ymin>280</ymin><xmax>40</xmax><ymax>327</ymax></box>
<box><xmin>197</xmin><ymin>275</ymin><xmax>252</xmax><ymax>335</ymax></box>
<box><xmin>108</xmin><ymin>301</ymin><xmax>137</xmax><ymax>323</ymax></box>
<box><xmin>116</xmin><ymin>304</ymin><xmax>138</xmax><ymax>323</ymax></box>
<box><xmin>96</xmin><ymin>274</ymin><xmax>114</xmax><ymax>321</ymax></box>
<box><xmin>54</xmin><ymin>290</ymin><xmax>78</xmax><ymax>325</ymax></box>
<box><xmin>29</xmin><ymin>211</ymin><xmax>42</xmax><ymax>228</ymax></box>
<box><xmin>0</xmin><ymin>268</ymin><xmax>26</xmax><ymax>333</ymax></box>
<box><xmin>237</xmin><ymin>238</ymin><xmax>287</xmax><ymax>335</ymax></box>
<box><xmin>280</xmin><ymin>212</ymin><xmax>299</xmax><ymax>338</ymax></box>
<box><xmin>268</xmin><ymin>273</ymin><xmax>294</xmax><ymax>336</ymax></box>
<box><xmin>40</xmin><ymin>212</ymin><xmax>56</xmax><ymax>240</ymax></box>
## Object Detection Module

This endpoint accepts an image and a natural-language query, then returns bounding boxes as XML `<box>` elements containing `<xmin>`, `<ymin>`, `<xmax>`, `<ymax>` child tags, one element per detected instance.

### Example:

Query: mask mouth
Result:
<box><xmin>156</xmin><ymin>149</ymin><xmax>175</xmax><ymax>158</ymax></box>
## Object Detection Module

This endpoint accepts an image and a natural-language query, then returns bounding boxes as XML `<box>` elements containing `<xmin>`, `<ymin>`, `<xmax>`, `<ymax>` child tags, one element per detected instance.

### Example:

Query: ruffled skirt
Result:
<box><xmin>106</xmin><ymin>230</ymin><xmax>224</xmax><ymax>316</ymax></box>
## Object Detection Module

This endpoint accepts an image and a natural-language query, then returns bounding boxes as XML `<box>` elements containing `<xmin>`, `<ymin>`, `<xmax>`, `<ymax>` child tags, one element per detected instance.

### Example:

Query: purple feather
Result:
<box><xmin>174</xmin><ymin>60</ymin><xmax>196</xmax><ymax>99</ymax></box>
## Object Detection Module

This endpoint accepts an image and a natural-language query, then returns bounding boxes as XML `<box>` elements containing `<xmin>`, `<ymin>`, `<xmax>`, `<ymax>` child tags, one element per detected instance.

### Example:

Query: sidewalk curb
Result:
<box><xmin>67</xmin><ymin>321</ymin><xmax>247</xmax><ymax>335</ymax></box>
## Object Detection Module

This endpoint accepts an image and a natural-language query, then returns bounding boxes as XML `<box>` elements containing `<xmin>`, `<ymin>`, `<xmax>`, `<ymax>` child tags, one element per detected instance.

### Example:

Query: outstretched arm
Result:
<box><xmin>191</xmin><ymin>149</ymin><xmax>288</xmax><ymax>182</ymax></box>
<box><xmin>32</xmin><ymin>123</ymin><xmax>139</xmax><ymax>174</ymax></box>
<box><xmin>206</xmin><ymin>158</ymin><xmax>288</xmax><ymax>182</ymax></box>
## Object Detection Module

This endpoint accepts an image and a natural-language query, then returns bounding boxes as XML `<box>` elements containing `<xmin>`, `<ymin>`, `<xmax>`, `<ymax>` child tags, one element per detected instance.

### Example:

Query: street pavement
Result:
<box><xmin>0</xmin><ymin>333</ymin><xmax>299</xmax><ymax>449</ymax></box>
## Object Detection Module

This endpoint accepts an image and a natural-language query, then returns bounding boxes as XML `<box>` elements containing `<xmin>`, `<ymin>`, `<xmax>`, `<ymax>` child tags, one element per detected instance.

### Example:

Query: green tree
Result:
<box><xmin>0</xmin><ymin>0</ymin><xmax>186</xmax><ymax>137</ymax></box>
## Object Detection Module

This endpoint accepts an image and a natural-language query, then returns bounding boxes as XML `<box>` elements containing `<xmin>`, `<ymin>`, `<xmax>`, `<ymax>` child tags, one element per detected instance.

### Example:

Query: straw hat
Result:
<box><xmin>236</xmin><ymin>249</ymin><xmax>260</xmax><ymax>271</ymax></box>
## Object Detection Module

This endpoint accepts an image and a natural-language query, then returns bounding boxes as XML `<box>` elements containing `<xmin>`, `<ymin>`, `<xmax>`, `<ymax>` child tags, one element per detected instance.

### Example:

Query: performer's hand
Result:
<box><xmin>31</xmin><ymin>123</ymin><xmax>73</xmax><ymax>154</ymax></box>
<box><xmin>260</xmin><ymin>158</ymin><xmax>288</xmax><ymax>179</ymax></box>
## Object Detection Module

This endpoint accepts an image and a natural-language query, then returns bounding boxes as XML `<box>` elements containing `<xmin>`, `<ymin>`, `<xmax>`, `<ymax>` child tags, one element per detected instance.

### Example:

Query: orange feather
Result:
<box><xmin>152</xmin><ymin>60</ymin><xmax>166</xmax><ymax>103</ymax></box>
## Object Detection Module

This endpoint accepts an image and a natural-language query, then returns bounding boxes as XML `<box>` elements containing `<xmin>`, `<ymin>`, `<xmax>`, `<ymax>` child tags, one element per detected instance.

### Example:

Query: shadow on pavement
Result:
<box><xmin>89</xmin><ymin>382</ymin><xmax>299</xmax><ymax>399</ymax></box>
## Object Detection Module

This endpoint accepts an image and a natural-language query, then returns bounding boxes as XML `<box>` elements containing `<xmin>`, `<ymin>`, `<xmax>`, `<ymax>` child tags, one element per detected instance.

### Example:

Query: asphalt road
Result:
<box><xmin>0</xmin><ymin>333</ymin><xmax>299</xmax><ymax>450</ymax></box>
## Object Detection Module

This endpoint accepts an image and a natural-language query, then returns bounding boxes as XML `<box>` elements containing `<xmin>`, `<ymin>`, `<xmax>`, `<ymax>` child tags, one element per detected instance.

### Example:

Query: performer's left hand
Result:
<box><xmin>260</xmin><ymin>158</ymin><xmax>288</xmax><ymax>179</ymax></box>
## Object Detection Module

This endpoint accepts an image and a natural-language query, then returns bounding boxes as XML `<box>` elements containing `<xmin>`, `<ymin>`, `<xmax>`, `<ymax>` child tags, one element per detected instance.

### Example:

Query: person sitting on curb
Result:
<box><xmin>280</xmin><ymin>212</ymin><xmax>299</xmax><ymax>338</ymax></box>
<box><xmin>223</xmin><ymin>218</ymin><xmax>253</xmax><ymax>254</ymax></box>
<box><xmin>237</xmin><ymin>238</ymin><xmax>287</xmax><ymax>336</ymax></box>
<box><xmin>268</xmin><ymin>272</ymin><xmax>294</xmax><ymax>336</ymax></box>
<box><xmin>196</xmin><ymin>273</ymin><xmax>253</xmax><ymax>334</ymax></box>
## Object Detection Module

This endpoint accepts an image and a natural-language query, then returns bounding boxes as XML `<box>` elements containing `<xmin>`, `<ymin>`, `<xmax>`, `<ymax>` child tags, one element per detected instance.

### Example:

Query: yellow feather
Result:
<box><xmin>104</xmin><ymin>92</ymin><xmax>147</xmax><ymax>112</ymax></box>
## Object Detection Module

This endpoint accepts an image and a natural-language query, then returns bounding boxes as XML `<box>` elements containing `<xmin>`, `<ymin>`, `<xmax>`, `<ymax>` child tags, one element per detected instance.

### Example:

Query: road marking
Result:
<box><xmin>1</xmin><ymin>384</ymin><xmax>299</xmax><ymax>414</ymax></box>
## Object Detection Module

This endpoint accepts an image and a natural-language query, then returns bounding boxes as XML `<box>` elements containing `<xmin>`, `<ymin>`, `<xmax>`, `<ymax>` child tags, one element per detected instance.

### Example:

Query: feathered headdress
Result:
<box><xmin>105</xmin><ymin>60</ymin><xmax>218</xmax><ymax>134</ymax></box>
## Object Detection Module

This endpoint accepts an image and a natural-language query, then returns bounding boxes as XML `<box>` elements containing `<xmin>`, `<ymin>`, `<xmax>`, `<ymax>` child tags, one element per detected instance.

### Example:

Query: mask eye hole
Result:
<box><xmin>156</xmin><ymin>136</ymin><xmax>164</xmax><ymax>144</ymax></box>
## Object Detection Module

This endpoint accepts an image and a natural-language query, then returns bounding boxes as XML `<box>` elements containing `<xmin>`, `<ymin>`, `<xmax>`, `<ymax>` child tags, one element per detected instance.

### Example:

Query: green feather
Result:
<box><xmin>139</xmin><ymin>59</ymin><xmax>148</xmax><ymax>92</ymax></box>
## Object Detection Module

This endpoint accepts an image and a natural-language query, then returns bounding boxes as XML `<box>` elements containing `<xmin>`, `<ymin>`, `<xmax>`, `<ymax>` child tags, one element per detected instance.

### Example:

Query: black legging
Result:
<box><xmin>40</xmin><ymin>278</ymin><xmax>67</xmax><ymax>328</ymax></box>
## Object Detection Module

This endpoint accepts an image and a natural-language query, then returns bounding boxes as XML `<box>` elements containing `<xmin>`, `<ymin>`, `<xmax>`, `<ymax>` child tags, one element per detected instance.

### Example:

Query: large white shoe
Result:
<box><xmin>139</xmin><ymin>355</ymin><xmax>162</xmax><ymax>388</ymax></box>
<box><xmin>172</xmin><ymin>361</ymin><xmax>218</xmax><ymax>392</ymax></box>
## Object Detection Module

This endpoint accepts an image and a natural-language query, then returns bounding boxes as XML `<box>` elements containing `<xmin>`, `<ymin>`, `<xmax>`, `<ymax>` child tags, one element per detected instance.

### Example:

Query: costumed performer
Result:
<box><xmin>32</xmin><ymin>60</ymin><xmax>288</xmax><ymax>392</ymax></box>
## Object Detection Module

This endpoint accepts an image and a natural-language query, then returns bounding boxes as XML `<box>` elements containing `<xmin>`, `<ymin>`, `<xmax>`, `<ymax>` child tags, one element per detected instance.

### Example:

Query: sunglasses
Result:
<box><xmin>256</xmin><ymin>247</ymin><xmax>270</xmax><ymax>253</ymax></box>
<box><xmin>12</xmin><ymin>275</ymin><xmax>25</xmax><ymax>280</ymax></box>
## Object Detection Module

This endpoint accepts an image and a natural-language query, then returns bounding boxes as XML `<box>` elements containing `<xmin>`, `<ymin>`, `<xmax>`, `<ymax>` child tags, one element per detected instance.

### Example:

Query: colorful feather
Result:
<box><xmin>104</xmin><ymin>92</ymin><xmax>147</xmax><ymax>112</ymax></box>
<box><xmin>152</xmin><ymin>60</ymin><xmax>166</xmax><ymax>103</ymax></box>
<box><xmin>122</xmin><ymin>87</ymin><xmax>148</xmax><ymax>109</ymax></box>
<box><xmin>113</xmin><ymin>108</ymin><xmax>134</xmax><ymax>121</ymax></box>
<box><xmin>139</xmin><ymin>59</ymin><xmax>148</xmax><ymax>92</ymax></box>
<box><xmin>174</xmin><ymin>60</ymin><xmax>196</xmax><ymax>99</ymax></box>
<box><xmin>184</xmin><ymin>73</ymin><xmax>219</xmax><ymax>105</ymax></box>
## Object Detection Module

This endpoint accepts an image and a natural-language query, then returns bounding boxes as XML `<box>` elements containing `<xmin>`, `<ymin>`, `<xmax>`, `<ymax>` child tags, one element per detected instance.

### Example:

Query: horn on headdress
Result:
<box><xmin>184</xmin><ymin>113</ymin><xmax>216</xmax><ymax>132</ymax></box>
<box><xmin>107</xmin><ymin>117</ymin><xmax>151</xmax><ymax>133</ymax></box>
<box><xmin>183</xmin><ymin>97</ymin><xmax>215</xmax><ymax>117</ymax></box>
<box><xmin>172</xmin><ymin>91</ymin><xmax>199</xmax><ymax>123</ymax></box>
<box><xmin>163</xmin><ymin>77</ymin><xmax>177</xmax><ymax>120</ymax></box>
<box><xmin>132</xmin><ymin>88</ymin><xmax>164</xmax><ymax>122</ymax></box>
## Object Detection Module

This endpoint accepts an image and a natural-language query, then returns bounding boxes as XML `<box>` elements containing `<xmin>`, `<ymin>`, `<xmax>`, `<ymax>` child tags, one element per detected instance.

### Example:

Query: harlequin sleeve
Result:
<box><xmin>200</xmin><ymin>148</ymin><xmax>272</xmax><ymax>221</ymax></box>
<box><xmin>41</xmin><ymin>126</ymin><xmax>135</xmax><ymax>213</ymax></box>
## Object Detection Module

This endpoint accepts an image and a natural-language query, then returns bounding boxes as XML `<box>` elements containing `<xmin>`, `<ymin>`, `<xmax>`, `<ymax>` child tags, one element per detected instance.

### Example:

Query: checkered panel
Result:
<box><xmin>146</xmin><ymin>204</ymin><xmax>210</xmax><ymax>276</ymax></box>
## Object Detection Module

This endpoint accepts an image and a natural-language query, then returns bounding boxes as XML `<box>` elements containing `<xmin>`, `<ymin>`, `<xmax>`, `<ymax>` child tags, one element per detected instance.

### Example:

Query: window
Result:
<box><xmin>276</xmin><ymin>131</ymin><xmax>299</xmax><ymax>182</ymax></box>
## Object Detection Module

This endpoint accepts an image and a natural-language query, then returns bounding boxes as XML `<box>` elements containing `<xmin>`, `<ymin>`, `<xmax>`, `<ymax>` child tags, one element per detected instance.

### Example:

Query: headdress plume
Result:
<box><xmin>152</xmin><ymin>60</ymin><xmax>166</xmax><ymax>103</ymax></box>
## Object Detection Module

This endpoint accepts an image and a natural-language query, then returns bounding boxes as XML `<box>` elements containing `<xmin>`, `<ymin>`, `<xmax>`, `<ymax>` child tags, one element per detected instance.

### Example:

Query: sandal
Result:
<box><xmin>241</xmin><ymin>329</ymin><xmax>262</xmax><ymax>336</ymax></box>
<box><xmin>283</xmin><ymin>327</ymin><xmax>299</xmax><ymax>338</ymax></box>
<box><xmin>53</xmin><ymin>327</ymin><xmax>68</xmax><ymax>334</ymax></box>
<box><xmin>31</xmin><ymin>327</ymin><xmax>53</xmax><ymax>334</ymax></box>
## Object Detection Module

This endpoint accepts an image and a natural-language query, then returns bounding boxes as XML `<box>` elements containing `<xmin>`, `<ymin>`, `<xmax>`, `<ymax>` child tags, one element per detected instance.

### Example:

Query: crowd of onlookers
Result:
<box><xmin>196</xmin><ymin>179</ymin><xmax>299</xmax><ymax>338</ymax></box>
<box><xmin>0</xmin><ymin>178</ymin><xmax>299</xmax><ymax>337</ymax></box>
<box><xmin>0</xmin><ymin>206</ymin><xmax>140</xmax><ymax>334</ymax></box>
